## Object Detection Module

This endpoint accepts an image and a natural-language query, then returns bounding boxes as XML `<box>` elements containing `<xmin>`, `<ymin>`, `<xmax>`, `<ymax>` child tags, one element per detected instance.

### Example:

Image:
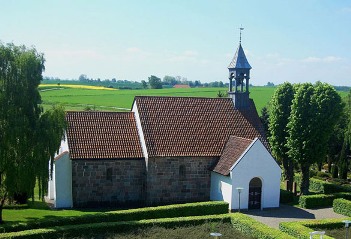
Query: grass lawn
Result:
<box><xmin>55</xmin><ymin>222</ymin><xmax>253</xmax><ymax>239</ymax></box>
<box><xmin>2</xmin><ymin>200</ymin><xmax>102</xmax><ymax>226</ymax></box>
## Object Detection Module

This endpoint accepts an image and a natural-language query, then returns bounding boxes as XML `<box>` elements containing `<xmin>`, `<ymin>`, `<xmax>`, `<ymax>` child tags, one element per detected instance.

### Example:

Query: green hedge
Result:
<box><xmin>0</xmin><ymin>201</ymin><xmax>228</xmax><ymax>233</ymax></box>
<box><xmin>280</xmin><ymin>218</ymin><xmax>348</xmax><ymax>239</ymax></box>
<box><xmin>295</xmin><ymin>175</ymin><xmax>351</xmax><ymax>194</ymax></box>
<box><xmin>230</xmin><ymin>213</ymin><xmax>295</xmax><ymax>239</ymax></box>
<box><xmin>299</xmin><ymin>192</ymin><xmax>351</xmax><ymax>208</ymax></box>
<box><xmin>280</xmin><ymin>189</ymin><xmax>294</xmax><ymax>203</ymax></box>
<box><xmin>3</xmin><ymin>204</ymin><xmax>29</xmax><ymax>210</ymax></box>
<box><xmin>0</xmin><ymin>214</ymin><xmax>231</xmax><ymax>239</ymax></box>
<box><xmin>0</xmin><ymin>211</ymin><xmax>299</xmax><ymax>239</ymax></box>
<box><xmin>333</xmin><ymin>198</ymin><xmax>351</xmax><ymax>216</ymax></box>
<box><xmin>299</xmin><ymin>194</ymin><xmax>336</xmax><ymax>209</ymax></box>
<box><xmin>308</xmin><ymin>178</ymin><xmax>350</xmax><ymax>194</ymax></box>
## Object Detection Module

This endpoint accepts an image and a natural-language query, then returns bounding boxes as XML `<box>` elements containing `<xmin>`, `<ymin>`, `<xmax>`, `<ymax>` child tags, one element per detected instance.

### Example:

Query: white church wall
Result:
<box><xmin>132</xmin><ymin>102</ymin><xmax>149</xmax><ymax>162</ymax></box>
<box><xmin>48</xmin><ymin>136</ymin><xmax>68</xmax><ymax>201</ymax></box>
<box><xmin>231</xmin><ymin>139</ymin><xmax>281</xmax><ymax>210</ymax></box>
<box><xmin>54</xmin><ymin>152</ymin><xmax>73</xmax><ymax>208</ymax></box>
<box><xmin>210</xmin><ymin>172</ymin><xmax>232</xmax><ymax>208</ymax></box>
<box><xmin>48</xmin><ymin>162</ymin><xmax>55</xmax><ymax>200</ymax></box>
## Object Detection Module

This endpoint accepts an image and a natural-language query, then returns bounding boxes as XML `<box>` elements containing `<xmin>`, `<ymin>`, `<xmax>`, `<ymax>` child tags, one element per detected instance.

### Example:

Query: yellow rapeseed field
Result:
<box><xmin>40</xmin><ymin>84</ymin><xmax>117</xmax><ymax>90</ymax></box>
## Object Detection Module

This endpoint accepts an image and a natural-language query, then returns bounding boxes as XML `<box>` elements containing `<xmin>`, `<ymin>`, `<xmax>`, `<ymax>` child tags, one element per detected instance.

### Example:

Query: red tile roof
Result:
<box><xmin>213</xmin><ymin>136</ymin><xmax>254</xmax><ymax>176</ymax></box>
<box><xmin>66</xmin><ymin>112</ymin><xmax>143</xmax><ymax>160</ymax></box>
<box><xmin>134</xmin><ymin>96</ymin><xmax>266</xmax><ymax>157</ymax></box>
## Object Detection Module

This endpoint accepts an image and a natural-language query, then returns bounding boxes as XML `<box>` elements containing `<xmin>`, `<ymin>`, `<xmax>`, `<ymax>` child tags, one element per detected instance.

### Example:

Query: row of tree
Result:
<box><xmin>0</xmin><ymin>43</ymin><xmax>66</xmax><ymax>222</ymax></box>
<box><xmin>266</xmin><ymin>82</ymin><xmax>350</xmax><ymax>194</ymax></box>
<box><xmin>143</xmin><ymin>75</ymin><xmax>227</xmax><ymax>89</ymax></box>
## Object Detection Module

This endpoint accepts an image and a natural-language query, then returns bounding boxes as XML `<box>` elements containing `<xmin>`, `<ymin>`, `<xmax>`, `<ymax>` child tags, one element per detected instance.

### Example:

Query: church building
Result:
<box><xmin>48</xmin><ymin>39</ymin><xmax>281</xmax><ymax>210</ymax></box>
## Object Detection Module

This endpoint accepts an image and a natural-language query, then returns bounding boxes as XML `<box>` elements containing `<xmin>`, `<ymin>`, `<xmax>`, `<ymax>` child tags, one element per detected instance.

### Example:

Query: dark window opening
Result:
<box><xmin>179</xmin><ymin>165</ymin><xmax>186</xmax><ymax>180</ymax></box>
<box><xmin>106</xmin><ymin>167</ymin><xmax>113</xmax><ymax>181</ymax></box>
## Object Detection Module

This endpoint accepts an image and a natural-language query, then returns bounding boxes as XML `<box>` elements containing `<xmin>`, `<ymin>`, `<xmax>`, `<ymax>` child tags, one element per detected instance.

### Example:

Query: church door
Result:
<box><xmin>248</xmin><ymin>177</ymin><xmax>262</xmax><ymax>210</ymax></box>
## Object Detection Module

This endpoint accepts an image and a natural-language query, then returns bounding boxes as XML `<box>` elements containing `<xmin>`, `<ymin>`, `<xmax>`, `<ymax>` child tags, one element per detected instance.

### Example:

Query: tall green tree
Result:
<box><xmin>287</xmin><ymin>83</ymin><xmax>317</xmax><ymax>195</ymax></box>
<box><xmin>148</xmin><ymin>75</ymin><xmax>162</xmax><ymax>89</ymax></box>
<box><xmin>141</xmin><ymin>80</ymin><xmax>148</xmax><ymax>89</ymax></box>
<box><xmin>0</xmin><ymin>43</ymin><xmax>66</xmax><ymax>223</ymax></box>
<box><xmin>260</xmin><ymin>106</ymin><xmax>270</xmax><ymax>138</ymax></box>
<box><xmin>313</xmin><ymin>82</ymin><xmax>344</xmax><ymax>169</ymax></box>
<box><xmin>268</xmin><ymin>82</ymin><xmax>295</xmax><ymax>191</ymax></box>
<box><xmin>287</xmin><ymin>83</ymin><xmax>343</xmax><ymax>194</ymax></box>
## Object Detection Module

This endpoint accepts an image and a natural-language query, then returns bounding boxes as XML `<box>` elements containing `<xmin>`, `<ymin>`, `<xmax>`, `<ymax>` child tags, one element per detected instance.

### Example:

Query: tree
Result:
<box><xmin>268</xmin><ymin>82</ymin><xmax>295</xmax><ymax>191</ymax></box>
<box><xmin>287</xmin><ymin>83</ymin><xmax>343</xmax><ymax>194</ymax></box>
<box><xmin>287</xmin><ymin>83</ymin><xmax>316</xmax><ymax>195</ymax></box>
<box><xmin>141</xmin><ymin>80</ymin><xmax>148</xmax><ymax>89</ymax></box>
<box><xmin>0</xmin><ymin>43</ymin><xmax>66</xmax><ymax>223</ymax></box>
<box><xmin>313</xmin><ymin>82</ymin><xmax>343</xmax><ymax>170</ymax></box>
<box><xmin>78</xmin><ymin>74</ymin><xmax>88</xmax><ymax>82</ymax></box>
<box><xmin>260</xmin><ymin>106</ymin><xmax>270</xmax><ymax>138</ymax></box>
<box><xmin>162</xmin><ymin>75</ymin><xmax>177</xmax><ymax>86</ymax></box>
<box><xmin>148</xmin><ymin>75</ymin><xmax>162</xmax><ymax>89</ymax></box>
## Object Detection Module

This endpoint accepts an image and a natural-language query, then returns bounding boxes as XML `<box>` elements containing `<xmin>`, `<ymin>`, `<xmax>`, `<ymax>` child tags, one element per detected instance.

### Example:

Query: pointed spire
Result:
<box><xmin>228</xmin><ymin>44</ymin><xmax>252</xmax><ymax>69</ymax></box>
<box><xmin>228</xmin><ymin>27</ymin><xmax>251</xmax><ymax>70</ymax></box>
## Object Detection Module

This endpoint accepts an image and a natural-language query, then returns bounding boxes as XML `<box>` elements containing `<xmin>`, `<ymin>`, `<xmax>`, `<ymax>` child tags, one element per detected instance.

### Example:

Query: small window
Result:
<box><xmin>179</xmin><ymin>165</ymin><xmax>186</xmax><ymax>179</ymax></box>
<box><xmin>106</xmin><ymin>168</ymin><xmax>113</xmax><ymax>181</ymax></box>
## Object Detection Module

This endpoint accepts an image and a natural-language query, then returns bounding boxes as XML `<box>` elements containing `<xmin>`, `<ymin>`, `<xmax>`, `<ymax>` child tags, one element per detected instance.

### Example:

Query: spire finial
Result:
<box><xmin>239</xmin><ymin>26</ymin><xmax>244</xmax><ymax>44</ymax></box>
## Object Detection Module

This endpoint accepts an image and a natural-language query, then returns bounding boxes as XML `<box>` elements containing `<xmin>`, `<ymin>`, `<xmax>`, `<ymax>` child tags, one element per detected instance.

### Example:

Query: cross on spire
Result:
<box><xmin>239</xmin><ymin>26</ymin><xmax>244</xmax><ymax>44</ymax></box>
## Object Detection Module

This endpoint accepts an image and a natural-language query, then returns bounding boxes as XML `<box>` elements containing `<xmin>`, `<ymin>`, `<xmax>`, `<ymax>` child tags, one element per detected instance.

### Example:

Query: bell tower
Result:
<box><xmin>228</xmin><ymin>28</ymin><xmax>252</xmax><ymax>109</ymax></box>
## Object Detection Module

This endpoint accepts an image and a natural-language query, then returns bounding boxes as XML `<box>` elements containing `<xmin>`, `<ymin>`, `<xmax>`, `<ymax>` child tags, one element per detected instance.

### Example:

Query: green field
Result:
<box><xmin>40</xmin><ymin>85</ymin><xmax>349</xmax><ymax>114</ymax></box>
<box><xmin>40</xmin><ymin>86</ymin><xmax>276</xmax><ymax>114</ymax></box>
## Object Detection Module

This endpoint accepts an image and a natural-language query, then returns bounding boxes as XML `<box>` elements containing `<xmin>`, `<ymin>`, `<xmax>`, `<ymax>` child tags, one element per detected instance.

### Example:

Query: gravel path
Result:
<box><xmin>244</xmin><ymin>204</ymin><xmax>347</xmax><ymax>229</ymax></box>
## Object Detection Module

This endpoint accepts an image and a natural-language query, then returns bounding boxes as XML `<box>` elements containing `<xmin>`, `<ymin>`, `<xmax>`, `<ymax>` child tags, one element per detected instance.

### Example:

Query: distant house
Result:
<box><xmin>48</xmin><ymin>41</ymin><xmax>281</xmax><ymax>210</ymax></box>
<box><xmin>173</xmin><ymin>84</ymin><xmax>190</xmax><ymax>88</ymax></box>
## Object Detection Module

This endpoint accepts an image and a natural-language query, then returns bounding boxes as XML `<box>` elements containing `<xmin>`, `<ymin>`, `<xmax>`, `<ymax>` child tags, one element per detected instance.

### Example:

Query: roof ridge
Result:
<box><xmin>66</xmin><ymin>111</ymin><xmax>133</xmax><ymax>114</ymax></box>
<box><xmin>228</xmin><ymin>135</ymin><xmax>254</xmax><ymax>142</ymax></box>
<box><xmin>135</xmin><ymin>95</ymin><xmax>232</xmax><ymax>100</ymax></box>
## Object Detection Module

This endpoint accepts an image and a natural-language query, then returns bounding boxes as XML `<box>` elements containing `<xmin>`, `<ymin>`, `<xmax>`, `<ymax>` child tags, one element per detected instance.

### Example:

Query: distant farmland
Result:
<box><xmin>39</xmin><ymin>84</ymin><xmax>348</xmax><ymax>114</ymax></box>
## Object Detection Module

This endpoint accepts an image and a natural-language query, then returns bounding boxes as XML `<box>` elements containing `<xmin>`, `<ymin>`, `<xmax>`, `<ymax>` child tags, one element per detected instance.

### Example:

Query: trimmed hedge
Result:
<box><xmin>280</xmin><ymin>218</ymin><xmax>348</xmax><ymax>239</ymax></box>
<box><xmin>0</xmin><ymin>201</ymin><xmax>228</xmax><ymax>233</ymax></box>
<box><xmin>230</xmin><ymin>213</ymin><xmax>295</xmax><ymax>239</ymax></box>
<box><xmin>295</xmin><ymin>175</ymin><xmax>351</xmax><ymax>194</ymax></box>
<box><xmin>0</xmin><ymin>214</ymin><xmax>231</xmax><ymax>239</ymax></box>
<box><xmin>333</xmin><ymin>198</ymin><xmax>351</xmax><ymax>216</ymax></box>
<box><xmin>3</xmin><ymin>204</ymin><xmax>29</xmax><ymax>210</ymax></box>
<box><xmin>299</xmin><ymin>194</ymin><xmax>336</xmax><ymax>209</ymax></box>
<box><xmin>280</xmin><ymin>189</ymin><xmax>294</xmax><ymax>203</ymax></box>
<box><xmin>299</xmin><ymin>192</ymin><xmax>351</xmax><ymax>208</ymax></box>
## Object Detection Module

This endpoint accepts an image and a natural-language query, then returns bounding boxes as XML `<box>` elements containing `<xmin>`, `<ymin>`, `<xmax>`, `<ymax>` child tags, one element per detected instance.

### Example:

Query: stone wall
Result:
<box><xmin>72</xmin><ymin>159</ymin><xmax>146</xmax><ymax>207</ymax></box>
<box><xmin>146</xmin><ymin>156</ymin><xmax>219</xmax><ymax>205</ymax></box>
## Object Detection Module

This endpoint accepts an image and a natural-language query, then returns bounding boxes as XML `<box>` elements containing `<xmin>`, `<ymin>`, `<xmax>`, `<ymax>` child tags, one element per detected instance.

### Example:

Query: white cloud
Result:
<box><xmin>301</xmin><ymin>56</ymin><xmax>342</xmax><ymax>63</ymax></box>
<box><xmin>46</xmin><ymin>49</ymin><xmax>102</xmax><ymax>60</ymax></box>
<box><xmin>125</xmin><ymin>47</ymin><xmax>142</xmax><ymax>53</ymax></box>
<box><xmin>166</xmin><ymin>50</ymin><xmax>202</xmax><ymax>63</ymax></box>
<box><xmin>341</xmin><ymin>7</ymin><xmax>351</xmax><ymax>13</ymax></box>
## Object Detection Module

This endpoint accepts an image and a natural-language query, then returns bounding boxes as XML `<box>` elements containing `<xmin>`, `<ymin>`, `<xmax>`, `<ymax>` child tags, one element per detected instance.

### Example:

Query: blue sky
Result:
<box><xmin>1</xmin><ymin>0</ymin><xmax>351</xmax><ymax>86</ymax></box>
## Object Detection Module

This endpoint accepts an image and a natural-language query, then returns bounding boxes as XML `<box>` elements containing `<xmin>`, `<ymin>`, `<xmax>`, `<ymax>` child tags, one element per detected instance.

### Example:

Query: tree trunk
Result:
<box><xmin>0</xmin><ymin>194</ymin><xmax>6</xmax><ymax>224</ymax></box>
<box><xmin>0</xmin><ymin>205</ymin><xmax>3</xmax><ymax>224</ymax></box>
<box><xmin>317</xmin><ymin>162</ymin><xmax>322</xmax><ymax>171</ymax></box>
<box><xmin>300</xmin><ymin>164</ymin><xmax>310</xmax><ymax>195</ymax></box>
<box><xmin>332</xmin><ymin>165</ymin><xmax>339</xmax><ymax>178</ymax></box>
<box><xmin>282</xmin><ymin>158</ymin><xmax>295</xmax><ymax>192</ymax></box>
<box><xmin>327</xmin><ymin>156</ymin><xmax>332</xmax><ymax>173</ymax></box>
<box><xmin>286</xmin><ymin>161</ymin><xmax>294</xmax><ymax>192</ymax></box>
